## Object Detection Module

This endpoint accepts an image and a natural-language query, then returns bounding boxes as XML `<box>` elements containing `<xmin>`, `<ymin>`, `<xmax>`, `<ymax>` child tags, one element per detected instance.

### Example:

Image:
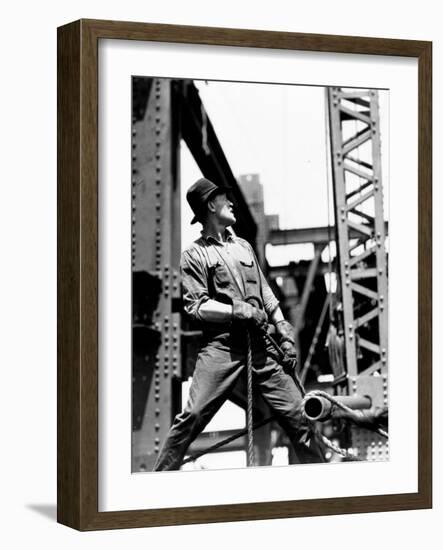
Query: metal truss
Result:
<box><xmin>327</xmin><ymin>87</ymin><xmax>389</xmax><ymax>460</ymax></box>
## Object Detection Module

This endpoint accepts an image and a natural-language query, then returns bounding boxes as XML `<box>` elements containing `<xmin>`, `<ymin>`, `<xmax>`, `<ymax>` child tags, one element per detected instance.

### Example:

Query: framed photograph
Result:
<box><xmin>57</xmin><ymin>19</ymin><xmax>432</xmax><ymax>530</ymax></box>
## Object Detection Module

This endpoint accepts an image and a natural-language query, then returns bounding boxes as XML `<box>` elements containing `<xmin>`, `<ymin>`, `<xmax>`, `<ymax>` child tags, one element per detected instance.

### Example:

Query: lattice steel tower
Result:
<box><xmin>327</xmin><ymin>87</ymin><xmax>389</xmax><ymax>460</ymax></box>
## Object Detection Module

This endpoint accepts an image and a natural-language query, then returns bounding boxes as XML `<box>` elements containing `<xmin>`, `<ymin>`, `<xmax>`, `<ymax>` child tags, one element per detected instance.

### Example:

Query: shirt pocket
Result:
<box><xmin>213</xmin><ymin>262</ymin><xmax>232</xmax><ymax>287</ymax></box>
<box><xmin>240</xmin><ymin>260</ymin><xmax>257</xmax><ymax>283</ymax></box>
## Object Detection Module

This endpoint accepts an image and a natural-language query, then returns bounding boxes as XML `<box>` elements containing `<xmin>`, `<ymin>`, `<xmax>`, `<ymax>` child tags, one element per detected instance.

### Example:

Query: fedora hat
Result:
<box><xmin>186</xmin><ymin>178</ymin><xmax>230</xmax><ymax>224</ymax></box>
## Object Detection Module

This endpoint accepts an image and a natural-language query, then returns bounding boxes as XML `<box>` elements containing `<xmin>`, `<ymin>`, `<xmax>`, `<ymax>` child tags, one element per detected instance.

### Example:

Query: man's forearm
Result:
<box><xmin>198</xmin><ymin>302</ymin><xmax>287</xmax><ymax>326</ymax></box>
<box><xmin>198</xmin><ymin>299</ymin><xmax>233</xmax><ymax>323</ymax></box>
<box><xmin>269</xmin><ymin>306</ymin><xmax>285</xmax><ymax>326</ymax></box>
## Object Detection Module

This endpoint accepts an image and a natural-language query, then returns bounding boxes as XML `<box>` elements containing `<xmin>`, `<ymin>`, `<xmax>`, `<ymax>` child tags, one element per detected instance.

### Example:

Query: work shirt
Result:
<box><xmin>181</xmin><ymin>229</ymin><xmax>279</xmax><ymax>324</ymax></box>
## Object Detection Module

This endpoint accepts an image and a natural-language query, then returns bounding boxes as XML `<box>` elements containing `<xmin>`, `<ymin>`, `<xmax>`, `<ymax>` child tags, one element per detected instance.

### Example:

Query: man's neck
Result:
<box><xmin>202</xmin><ymin>219</ymin><xmax>230</xmax><ymax>242</ymax></box>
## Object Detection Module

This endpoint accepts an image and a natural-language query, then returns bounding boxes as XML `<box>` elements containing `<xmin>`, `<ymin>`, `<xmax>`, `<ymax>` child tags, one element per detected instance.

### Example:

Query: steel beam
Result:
<box><xmin>131</xmin><ymin>77</ymin><xmax>182</xmax><ymax>471</ymax></box>
<box><xmin>269</xmin><ymin>222</ymin><xmax>388</xmax><ymax>246</ymax></box>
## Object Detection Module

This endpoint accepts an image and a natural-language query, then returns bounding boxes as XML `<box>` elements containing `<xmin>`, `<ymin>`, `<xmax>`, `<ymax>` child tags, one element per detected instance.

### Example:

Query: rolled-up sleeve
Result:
<box><xmin>259</xmin><ymin>267</ymin><xmax>279</xmax><ymax>316</ymax></box>
<box><xmin>181</xmin><ymin>249</ymin><xmax>210</xmax><ymax>321</ymax></box>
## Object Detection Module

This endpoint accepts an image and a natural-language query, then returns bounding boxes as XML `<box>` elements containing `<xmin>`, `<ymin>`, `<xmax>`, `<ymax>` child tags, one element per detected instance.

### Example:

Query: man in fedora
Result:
<box><xmin>153</xmin><ymin>177</ymin><xmax>324</xmax><ymax>470</ymax></box>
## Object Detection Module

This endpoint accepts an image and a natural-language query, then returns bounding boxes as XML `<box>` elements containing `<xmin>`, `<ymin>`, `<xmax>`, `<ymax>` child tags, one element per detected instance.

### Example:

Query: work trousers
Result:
<box><xmin>153</xmin><ymin>329</ymin><xmax>325</xmax><ymax>471</ymax></box>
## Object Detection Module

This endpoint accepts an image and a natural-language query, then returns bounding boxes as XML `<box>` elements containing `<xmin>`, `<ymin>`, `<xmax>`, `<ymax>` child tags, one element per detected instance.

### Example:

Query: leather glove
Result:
<box><xmin>232</xmin><ymin>300</ymin><xmax>267</xmax><ymax>329</ymax></box>
<box><xmin>275</xmin><ymin>320</ymin><xmax>298</xmax><ymax>370</ymax></box>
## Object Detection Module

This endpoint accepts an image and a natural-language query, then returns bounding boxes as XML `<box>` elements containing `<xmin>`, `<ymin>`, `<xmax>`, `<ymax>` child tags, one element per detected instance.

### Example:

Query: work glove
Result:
<box><xmin>232</xmin><ymin>299</ymin><xmax>267</xmax><ymax>329</ymax></box>
<box><xmin>275</xmin><ymin>320</ymin><xmax>298</xmax><ymax>371</ymax></box>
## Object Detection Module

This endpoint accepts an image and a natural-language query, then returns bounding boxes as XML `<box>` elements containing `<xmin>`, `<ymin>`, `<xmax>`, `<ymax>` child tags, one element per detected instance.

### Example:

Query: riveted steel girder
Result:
<box><xmin>131</xmin><ymin>77</ymin><xmax>182</xmax><ymax>471</ymax></box>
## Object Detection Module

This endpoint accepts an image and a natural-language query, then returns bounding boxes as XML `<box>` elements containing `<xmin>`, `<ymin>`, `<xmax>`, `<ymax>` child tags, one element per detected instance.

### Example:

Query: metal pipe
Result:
<box><xmin>303</xmin><ymin>394</ymin><xmax>372</xmax><ymax>421</ymax></box>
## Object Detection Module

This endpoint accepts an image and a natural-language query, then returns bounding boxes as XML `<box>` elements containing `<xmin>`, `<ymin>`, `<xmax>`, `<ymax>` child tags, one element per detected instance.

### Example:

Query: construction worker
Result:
<box><xmin>153</xmin><ymin>177</ymin><xmax>325</xmax><ymax>470</ymax></box>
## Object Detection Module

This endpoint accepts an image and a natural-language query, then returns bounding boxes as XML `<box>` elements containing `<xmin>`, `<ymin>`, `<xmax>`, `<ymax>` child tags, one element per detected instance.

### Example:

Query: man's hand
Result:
<box><xmin>280</xmin><ymin>340</ymin><xmax>297</xmax><ymax>359</ymax></box>
<box><xmin>232</xmin><ymin>300</ymin><xmax>267</xmax><ymax>329</ymax></box>
<box><xmin>275</xmin><ymin>320</ymin><xmax>298</xmax><ymax>370</ymax></box>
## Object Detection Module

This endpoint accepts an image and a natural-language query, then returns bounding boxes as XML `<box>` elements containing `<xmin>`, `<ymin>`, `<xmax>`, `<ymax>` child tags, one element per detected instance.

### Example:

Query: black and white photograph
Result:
<box><xmin>131</xmin><ymin>77</ymin><xmax>389</xmax><ymax>473</ymax></box>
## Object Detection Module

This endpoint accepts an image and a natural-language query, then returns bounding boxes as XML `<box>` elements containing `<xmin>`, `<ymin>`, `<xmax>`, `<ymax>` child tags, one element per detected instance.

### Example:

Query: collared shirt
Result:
<box><xmin>181</xmin><ymin>229</ymin><xmax>279</xmax><ymax>321</ymax></box>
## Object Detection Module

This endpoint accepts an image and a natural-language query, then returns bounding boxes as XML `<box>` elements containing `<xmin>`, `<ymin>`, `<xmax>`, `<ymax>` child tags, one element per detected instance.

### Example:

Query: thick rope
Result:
<box><xmin>246</xmin><ymin>329</ymin><xmax>255</xmax><ymax>467</ymax></box>
<box><xmin>314</xmin><ymin>431</ymin><xmax>364</xmax><ymax>461</ymax></box>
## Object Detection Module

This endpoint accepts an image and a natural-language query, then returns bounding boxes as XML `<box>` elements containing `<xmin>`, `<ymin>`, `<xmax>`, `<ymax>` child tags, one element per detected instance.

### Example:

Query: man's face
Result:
<box><xmin>209</xmin><ymin>192</ymin><xmax>236</xmax><ymax>226</ymax></box>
